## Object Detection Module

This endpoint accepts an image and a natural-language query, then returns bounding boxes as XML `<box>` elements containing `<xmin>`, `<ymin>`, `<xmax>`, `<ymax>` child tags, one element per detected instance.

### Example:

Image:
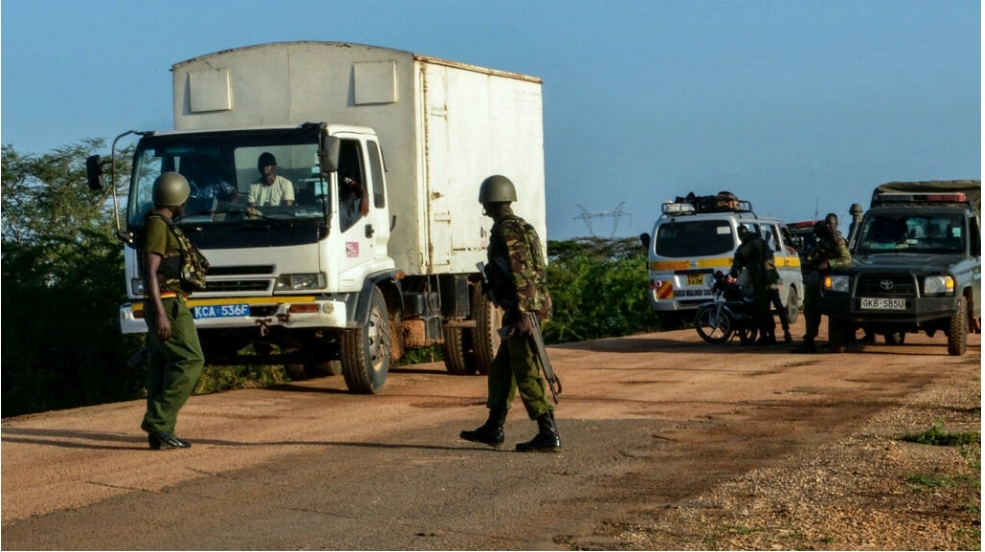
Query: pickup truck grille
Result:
<box><xmin>857</xmin><ymin>274</ymin><xmax>916</xmax><ymax>297</ymax></box>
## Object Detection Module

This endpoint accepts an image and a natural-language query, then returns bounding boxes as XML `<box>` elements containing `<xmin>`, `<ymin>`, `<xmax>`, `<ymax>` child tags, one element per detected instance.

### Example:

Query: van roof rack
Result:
<box><xmin>662</xmin><ymin>192</ymin><xmax>754</xmax><ymax>216</ymax></box>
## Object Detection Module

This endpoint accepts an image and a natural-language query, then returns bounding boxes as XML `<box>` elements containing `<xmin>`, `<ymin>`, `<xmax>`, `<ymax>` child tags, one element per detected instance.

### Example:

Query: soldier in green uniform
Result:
<box><xmin>793</xmin><ymin>213</ymin><xmax>852</xmax><ymax>353</ymax></box>
<box><xmin>460</xmin><ymin>175</ymin><xmax>560</xmax><ymax>453</ymax></box>
<box><xmin>732</xmin><ymin>225</ymin><xmax>777</xmax><ymax>345</ymax></box>
<box><xmin>139</xmin><ymin>172</ymin><xmax>207</xmax><ymax>450</ymax></box>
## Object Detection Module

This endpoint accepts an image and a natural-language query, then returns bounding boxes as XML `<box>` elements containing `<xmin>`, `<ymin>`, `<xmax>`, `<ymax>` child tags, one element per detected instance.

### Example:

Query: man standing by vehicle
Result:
<box><xmin>732</xmin><ymin>225</ymin><xmax>776</xmax><ymax>345</ymax></box>
<box><xmin>460</xmin><ymin>175</ymin><xmax>560</xmax><ymax>453</ymax></box>
<box><xmin>139</xmin><ymin>172</ymin><xmax>208</xmax><ymax>449</ymax></box>
<box><xmin>792</xmin><ymin>214</ymin><xmax>852</xmax><ymax>353</ymax></box>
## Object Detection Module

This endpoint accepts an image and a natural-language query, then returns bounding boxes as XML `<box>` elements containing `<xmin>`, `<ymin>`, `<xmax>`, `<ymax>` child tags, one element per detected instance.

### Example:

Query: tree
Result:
<box><xmin>2</xmin><ymin>142</ymin><xmax>143</xmax><ymax>416</ymax></box>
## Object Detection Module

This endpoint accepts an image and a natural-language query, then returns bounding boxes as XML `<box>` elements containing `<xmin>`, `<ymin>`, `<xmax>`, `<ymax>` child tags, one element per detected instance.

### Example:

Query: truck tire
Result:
<box><xmin>786</xmin><ymin>287</ymin><xmax>800</xmax><ymax>324</ymax></box>
<box><xmin>442</xmin><ymin>326</ymin><xmax>477</xmax><ymax>375</ymax></box>
<box><xmin>341</xmin><ymin>287</ymin><xmax>392</xmax><ymax>393</ymax></box>
<box><xmin>472</xmin><ymin>282</ymin><xmax>502</xmax><ymax>375</ymax></box>
<box><xmin>828</xmin><ymin>317</ymin><xmax>848</xmax><ymax>353</ymax></box>
<box><xmin>947</xmin><ymin>296</ymin><xmax>968</xmax><ymax>356</ymax></box>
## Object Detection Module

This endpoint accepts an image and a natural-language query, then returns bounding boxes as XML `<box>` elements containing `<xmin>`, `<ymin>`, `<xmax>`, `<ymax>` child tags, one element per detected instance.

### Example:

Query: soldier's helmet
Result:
<box><xmin>478</xmin><ymin>175</ymin><xmax>517</xmax><ymax>204</ymax></box>
<box><xmin>152</xmin><ymin>172</ymin><xmax>191</xmax><ymax>207</ymax></box>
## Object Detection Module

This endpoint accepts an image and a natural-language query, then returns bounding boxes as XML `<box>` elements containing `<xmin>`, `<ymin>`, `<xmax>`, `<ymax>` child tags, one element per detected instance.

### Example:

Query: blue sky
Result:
<box><xmin>2</xmin><ymin>0</ymin><xmax>980</xmax><ymax>239</ymax></box>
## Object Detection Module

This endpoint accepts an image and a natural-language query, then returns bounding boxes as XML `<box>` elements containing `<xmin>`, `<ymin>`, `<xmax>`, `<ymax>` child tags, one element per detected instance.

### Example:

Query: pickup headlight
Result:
<box><xmin>922</xmin><ymin>275</ymin><xmax>955</xmax><ymax>295</ymax></box>
<box><xmin>275</xmin><ymin>273</ymin><xmax>326</xmax><ymax>291</ymax></box>
<box><xmin>823</xmin><ymin>274</ymin><xmax>850</xmax><ymax>293</ymax></box>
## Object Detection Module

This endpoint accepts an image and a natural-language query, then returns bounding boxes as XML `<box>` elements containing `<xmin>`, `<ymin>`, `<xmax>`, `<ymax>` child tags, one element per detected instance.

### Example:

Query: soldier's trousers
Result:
<box><xmin>141</xmin><ymin>297</ymin><xmax>204</xmax><ymax>434</ymax></box>
<box><xmin>487</xmin><ymin>333</ymin><xmax>553</xmax><ymax>420</ymax></box>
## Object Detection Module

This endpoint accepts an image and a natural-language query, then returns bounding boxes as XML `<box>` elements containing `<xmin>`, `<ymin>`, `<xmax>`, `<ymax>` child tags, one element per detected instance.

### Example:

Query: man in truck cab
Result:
<box><xmin>247</xmin><ymin>152</ymin><xmax>294</xmax><ymax>207</ymax></box>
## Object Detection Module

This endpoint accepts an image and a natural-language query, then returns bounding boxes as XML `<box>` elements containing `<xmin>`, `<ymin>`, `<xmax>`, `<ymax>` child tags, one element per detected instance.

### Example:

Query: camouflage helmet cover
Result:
<box><xmin>152</xmin><ymin>171</ymin><xmax>191</xmax><ymax>207</ymax></box>
<box><xmin>478</xmin><ymin>174</ymin><xmax>517</xmax><ymax>204</ymax></box>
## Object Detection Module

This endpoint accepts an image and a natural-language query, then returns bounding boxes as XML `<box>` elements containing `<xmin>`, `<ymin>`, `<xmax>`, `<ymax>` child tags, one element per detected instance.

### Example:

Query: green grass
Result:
<box><xmin>899</xmin><ymin>420</ymin><xmax>980</xmax><ymax>447</ymax></box>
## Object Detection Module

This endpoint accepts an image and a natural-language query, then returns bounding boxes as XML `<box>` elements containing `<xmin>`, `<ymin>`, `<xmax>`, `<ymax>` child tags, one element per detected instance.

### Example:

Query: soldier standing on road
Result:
<box><xmin>792</xmin><ymin>213</ymin><xmax>852</xmax><ymax>353</ymax></box>
<box><xmin>731</xmin><ymin>225</ymin><xmax>777</xmax><ymax>345</ymax></box>
<box><xmin>460</xmin><ymin>175</ymin><xmax>560</xmax><ymax>453</ymax></box>
<box><xmin>139</xmin><ymin>172</ymin><xmax>209</xmax><ymax>450</ymax></box>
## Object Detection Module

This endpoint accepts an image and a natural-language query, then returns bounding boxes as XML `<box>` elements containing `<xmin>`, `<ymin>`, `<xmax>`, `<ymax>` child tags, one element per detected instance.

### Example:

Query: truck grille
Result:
<box><xmin>205</xmin><ymin>280</ymin><xmax>272</xmax><ymax>293</ymax></box>
<box><xmin>857</xmin><ymin>274</ymin><xmax>916</xmax><ymax>297</ymax></box>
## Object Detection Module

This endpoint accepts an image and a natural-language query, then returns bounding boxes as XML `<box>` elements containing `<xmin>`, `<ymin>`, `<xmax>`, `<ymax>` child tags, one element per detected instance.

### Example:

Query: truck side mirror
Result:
<box><xmin>319</xmin><ymin>136</ymin><xmax>340</xmax><ymax>174</ymax></box>
<box><xmin>639</xmin><ymin>233</ymin><xmax>651</xmax><ymax>249</ymax></box>
<box><xmin>86</xmin><ymin>155</ymin><xmax>104</xmax><ymax>191</ymax></box>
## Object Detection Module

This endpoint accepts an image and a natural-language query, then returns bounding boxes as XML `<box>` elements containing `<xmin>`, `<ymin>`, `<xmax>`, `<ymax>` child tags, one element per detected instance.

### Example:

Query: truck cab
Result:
<box><xmin>819</xmin><ymin>181</ymin><xmax>982</xmax><ymax>355</ymax></box>
<box><xmin>643</xmin><ymin>193</ymin><xmax>803</xmax><ymax>330</ymax></box>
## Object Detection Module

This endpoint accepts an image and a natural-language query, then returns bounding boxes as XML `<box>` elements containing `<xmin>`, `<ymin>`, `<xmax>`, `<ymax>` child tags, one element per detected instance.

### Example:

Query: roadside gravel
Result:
<box><xmin>600</xmin><ymin>357</ymin><xmax>981</xmax><ymax>550</ymax></box>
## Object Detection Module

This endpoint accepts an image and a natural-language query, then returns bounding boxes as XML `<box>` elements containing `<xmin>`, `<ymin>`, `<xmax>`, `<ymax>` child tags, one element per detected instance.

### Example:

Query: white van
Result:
<box><xmin>643</xmin><ymin>196</ymin><xmax>803</xmax><ymax>330</ymax></box>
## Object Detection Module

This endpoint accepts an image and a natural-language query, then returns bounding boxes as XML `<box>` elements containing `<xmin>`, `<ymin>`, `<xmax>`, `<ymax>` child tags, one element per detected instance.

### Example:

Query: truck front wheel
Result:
<box><xmin>786</xmin><ymin>287</ymin><xmax>800</xmax><ymax>324</ymax></box>
<box><xmin>342</xmin><ymin>287</ymin><xmax>392</xmax><ymax>393</ymax></box>
<box><xmin>947</xmin><ymin>296</ymin><xmax>968</xmax><ymax>356</ymax></box>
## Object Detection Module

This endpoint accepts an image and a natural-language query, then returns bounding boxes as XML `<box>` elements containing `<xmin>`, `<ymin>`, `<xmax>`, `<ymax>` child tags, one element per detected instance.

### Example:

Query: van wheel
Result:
<box><xmin>472</xmin><ymin>282</ymin><xmax>502</xmax><ymax>375</ymax></box>
<box><xmin>341</xmin><ymin>287</ymin><xmax>391</xmax><ymax>393</ymax></box>
<box><xmin>442</xmin><ymin>326</ymin><xmax>477</xmax><ymax>375</ymax></box>
<box><xmin>786</xmin><ymin>287</ymin><xmax>800</xmax><ymax>324</ymax></box>
<box><xmin>947</xmin><ymin>296</ymin><xmax>968</xmax><ymax>356</ymax></box>
<box><xmin>658</xmin><ymin>312</ymin><xmax>685</xmax><ymax>331</ymax></box>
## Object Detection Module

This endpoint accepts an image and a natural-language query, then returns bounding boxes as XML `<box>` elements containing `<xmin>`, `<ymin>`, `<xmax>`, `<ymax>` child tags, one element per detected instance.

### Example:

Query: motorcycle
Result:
<box><xmin>694</xmin><ymin>271</ymin><xmax>759</xmax><ymax>345</ymax></box>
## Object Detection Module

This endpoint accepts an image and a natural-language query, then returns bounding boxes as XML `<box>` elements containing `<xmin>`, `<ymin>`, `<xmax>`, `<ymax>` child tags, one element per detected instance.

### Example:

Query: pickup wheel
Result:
<box><xmin>947</xmin><ymin>296</ymin><xmax>968</xmax><ymax>356</ymax></box>
<box><xmin>341</xmin><ymin>287</ymin><xmax>392</xmax><ymax>393</ymax></box>
<box><xmin>883</xmin><ymin>332</ymin><xmax>905</xmax><ymax>346</ymax></box>
<box><xmin>472</xmin><ymin>282</ymin><xmax>502</xmax><ymax>375</ymax></box>
<box><xmin>442</xmin><ymin>326</ymin><xmax>477</xmax><ymax>375</ymax></box>
<box><xmin>785</xmin><ymin>287</ymin><xmax>800</xmax><ymax>324</ymax></box>
<box><xmin>828</xmin><ymin>317</ymin><xmax>848</xmax><ymax>353</ymax></box>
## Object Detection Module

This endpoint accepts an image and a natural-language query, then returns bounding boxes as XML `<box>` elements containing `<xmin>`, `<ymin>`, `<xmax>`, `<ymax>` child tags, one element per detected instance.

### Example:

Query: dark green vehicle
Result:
<box><xmin>819</xmin><ymin>180</ymin><xmax>982</xmax><ymax>356</ymax></box>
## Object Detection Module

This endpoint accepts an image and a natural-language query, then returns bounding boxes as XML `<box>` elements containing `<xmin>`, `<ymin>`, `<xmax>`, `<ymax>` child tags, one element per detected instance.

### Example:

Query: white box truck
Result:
<box><xmin>87</xmin><ymin>42</ymin><xmax>547</xmax><ymax>393</ymax></box>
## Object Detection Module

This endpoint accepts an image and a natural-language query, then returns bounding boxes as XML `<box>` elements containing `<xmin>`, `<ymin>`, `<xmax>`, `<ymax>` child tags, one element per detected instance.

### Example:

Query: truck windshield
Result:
<box><xmin>857</xmin><ymin>214</ymin><xmax>965</xmax><ymax>254</ymax></box>
<box><xmin>655</xmin><ymin>220</ymin><xmax>735</xmax><ymax>258</ymax></box>
<box><xmin>128</xmin><ymin>129</ymin><xmax>329</xmax><ymax>228</ymax></box>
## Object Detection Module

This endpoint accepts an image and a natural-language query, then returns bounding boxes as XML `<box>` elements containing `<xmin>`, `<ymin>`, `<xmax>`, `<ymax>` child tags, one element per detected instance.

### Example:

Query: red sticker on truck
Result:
<box><xmin>346</xmin><ymin>242</ymin><xmax>359</xmax><ymax>257</ymax></box>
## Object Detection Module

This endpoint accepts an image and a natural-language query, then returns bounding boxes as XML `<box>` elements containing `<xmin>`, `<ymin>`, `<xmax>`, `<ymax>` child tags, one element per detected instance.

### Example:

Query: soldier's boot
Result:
<box><xmin>783</xmin><ymin>329</ymin><xmax>793</xmax><ymax>343</ymax></box>
<box><xmin>516</xmin><ymin>411</ymin><xmax>561</xmax><ymax>453</ymax></box>
<box><xmin>791</xmin><ymin>338</ymin><xmax>817</xmax><ymax>354</ymax></box>
<box><xmin>460</xmin><ymin>407</ymin><xmax>507</xmax><ymax>447</ymax></box>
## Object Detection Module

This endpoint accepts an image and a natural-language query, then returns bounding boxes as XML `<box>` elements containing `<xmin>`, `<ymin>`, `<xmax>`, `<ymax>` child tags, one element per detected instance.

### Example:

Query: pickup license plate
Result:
<box><xmin>860</xmin><ymin>297</ymin><xmax>906</xmax><ymax>310</ymax></box>
<box><xmin>686</xmin><ymin>273</ymin><xmax>705</xmax><ymax>286</ymax></box>
<box><xmin>193</xmin><ymin>304</ymin><xmax>250</xmax><ymax>319</ymax></box>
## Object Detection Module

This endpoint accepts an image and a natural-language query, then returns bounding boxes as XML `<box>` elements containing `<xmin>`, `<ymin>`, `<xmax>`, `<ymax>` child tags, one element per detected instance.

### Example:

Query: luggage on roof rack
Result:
<box><xmin>666</xmin><ymin>191</ymin><xmax>753</xmax><ymax>214</ymax></box>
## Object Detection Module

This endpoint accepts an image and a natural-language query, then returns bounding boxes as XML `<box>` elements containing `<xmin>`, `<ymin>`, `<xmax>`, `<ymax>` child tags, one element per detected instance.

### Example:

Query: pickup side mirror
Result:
<box><xmin>86</xmin><ymin>155</ymin><xmax>104</xmax><ymax>191</ymax></box>
<box><xmin>639</xmin><ymin>232</ymin><xmax>651</xmax><ymax>249</ymax></box>
<box><xmin>319</xmin><ymin>136</ymin><xmax>340</xmax><ymax>174</ymax></box>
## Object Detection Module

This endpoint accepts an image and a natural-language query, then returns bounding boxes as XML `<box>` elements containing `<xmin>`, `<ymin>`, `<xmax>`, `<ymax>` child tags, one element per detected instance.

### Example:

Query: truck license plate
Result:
<box><xmin>860</xmin><ymin>297</ymin><xmax>906</xmax><ymax>310</ymax></box>
<box><xmin>193</xmin><ymin>304</ymin><xmax>250</xmax><ymax>319</ymax></box>
<box><xmin>686</xmin><ymin>273</ymin><xmax>705</xmax><ymax>286</ymax></box>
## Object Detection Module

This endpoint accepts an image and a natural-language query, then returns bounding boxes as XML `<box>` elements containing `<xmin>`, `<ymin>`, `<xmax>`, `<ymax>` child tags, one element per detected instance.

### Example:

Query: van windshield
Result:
<box><xmin>655</xmin><ymin>220</ymin><xmax>735</xmax><ymax>258</ymax></box>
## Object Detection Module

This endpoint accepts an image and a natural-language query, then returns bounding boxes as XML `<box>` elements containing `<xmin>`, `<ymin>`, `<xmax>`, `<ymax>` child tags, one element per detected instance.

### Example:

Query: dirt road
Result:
<box><xmin>2</xmin><ymin>319</ymin><xmax>979</xmax><ymax>550</ymax></box>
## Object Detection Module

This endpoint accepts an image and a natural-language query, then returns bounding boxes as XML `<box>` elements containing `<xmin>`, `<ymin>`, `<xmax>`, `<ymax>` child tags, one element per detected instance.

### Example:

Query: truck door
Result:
<box><xmin>335</xmin><ymin>136</ymin><xmax>390</xmax><ymax>287</ymax></box>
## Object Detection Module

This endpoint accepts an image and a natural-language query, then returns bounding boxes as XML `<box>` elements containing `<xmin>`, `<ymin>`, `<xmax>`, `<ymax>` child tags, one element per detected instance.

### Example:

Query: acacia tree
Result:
<box><xmin>2</xmin><ymin>141</ymin><xmax>142</xmax><ymax>416</ymax></box>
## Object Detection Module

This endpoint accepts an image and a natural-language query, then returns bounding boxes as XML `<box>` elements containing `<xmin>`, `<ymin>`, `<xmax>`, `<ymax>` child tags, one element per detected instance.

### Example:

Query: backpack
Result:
<box><xmin>143</xmin><ymin>213</ymin><xmax>211</xmax><ymax>293</ymax></box>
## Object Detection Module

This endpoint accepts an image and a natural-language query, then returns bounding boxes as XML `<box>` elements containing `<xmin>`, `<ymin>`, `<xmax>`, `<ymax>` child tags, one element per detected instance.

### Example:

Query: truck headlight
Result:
<box><xmin>131</xmin><ymin>278</ymin><xmax>145</xmax><ymax>296</ymax></box>
<box><xmin>823</xmin><ymin>274</ymin><xmax>850</xmax><ymax>293</ymax></box>
<box><xmin>275</xmin><ymin>273</ymin><xmax>326</xmax><ymax>291</ymax></box>
<box><xmin>922</xmin><ymin>275</ymin><xmax>954</xmax><ymax>295</ymax></box>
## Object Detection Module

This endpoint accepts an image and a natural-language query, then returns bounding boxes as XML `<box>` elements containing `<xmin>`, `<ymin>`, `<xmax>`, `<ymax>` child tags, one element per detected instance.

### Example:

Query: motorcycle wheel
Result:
<box><xmin>694</xmin><ymin>307</ymin><xmax>733</xmax><ymax>344</ymax></box>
